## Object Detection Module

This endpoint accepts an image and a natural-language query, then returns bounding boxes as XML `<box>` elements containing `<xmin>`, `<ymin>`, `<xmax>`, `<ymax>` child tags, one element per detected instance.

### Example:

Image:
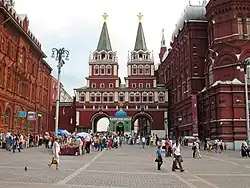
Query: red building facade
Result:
<box><xmin>158</xmin><ymin>0</ymin><xmax>250</xmax><ymax>148</ymax></box>
<box><xmin>0</xmin><ymin>1</ymin><xmax>52</xmax><ymax>133</ymax></box>
<box><xmin>51</xmin><ymin>14</ymin><xmax>168</xmax><ymax>137</ymax></box>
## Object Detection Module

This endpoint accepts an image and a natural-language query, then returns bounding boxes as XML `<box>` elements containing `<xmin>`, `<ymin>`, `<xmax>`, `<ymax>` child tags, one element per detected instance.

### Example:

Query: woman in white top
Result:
<box><xmin>172</xmin><ymin>139</ymin><xmax>184</xmax><ymax>172</ymax></box>
<box><xmin>48</xmin><ymin>137</ymin><xmax>60</xmax><ymax>170</ymax></box>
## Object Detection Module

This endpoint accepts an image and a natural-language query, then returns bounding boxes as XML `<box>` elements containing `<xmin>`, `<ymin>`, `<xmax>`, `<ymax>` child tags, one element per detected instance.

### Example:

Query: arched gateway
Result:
<box><xmin>73</xmin><ymin>14</ymin><xmax>168</xmax><ymax>137</ymax></box>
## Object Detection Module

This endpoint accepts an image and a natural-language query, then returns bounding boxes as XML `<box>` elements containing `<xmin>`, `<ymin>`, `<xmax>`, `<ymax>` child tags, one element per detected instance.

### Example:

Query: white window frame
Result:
<box><xmin>106</xmin><ymin>65</ymin><xmax>112</xmax><ymax>75</ymax></box>
<box><xmin>92</xmin><ymin>83</ymin><xmax>96</xmax><ymax>88</ymax></box>
<box><xmin>95</xmin><ymin>92</ymin><xmax>101</xmax><ymax>103</ymax></box>
<box><xmin>129</xmin><ymin>92</ymin><xmax>135</xmax><ymax>103</ymax></box>
<box><xmin>132</xmin><ymin>83</ymin><xmax>136</xmax><ymax>88</ymax></box>
<box><xmin>139</xmin><ymin>83</ymin><xmax>143</xmax><ymax>88</ymax></box>
<box><xmin>100</xmin><ymin>83</ymin><xmax>105</xmax><ymax>88</ymax></box>
<box><xmin>119</xmin><ymin>92</ymin><xmax>125</xmax><ymax>102</ymax></box>
<box><xmin>90</xmin><ymin>92</ymin><xmax>95</xmax><ymax>103</ymax></box>
<box><xmin>100</xmin><ymin>65</ymin><xmax>105</xmax><ymax>75</ymax></box>
<box><xmin>146</xmin><ymin>83</ymin><xmax>151</xmax><ymax>88</ymax></box>
<box><xmin>108</xmin><ymin>92</ymin><xmax>114</xmax><ymax>103</ymax></box>
<box><xmin>145</xmin><ymin>65</ymin><xmax>150</xmax><ymax>75</ymax></box>
<box><xmin>142</xmin><ymin>92</ymin><xmax>147</xmax><ymax>103</ymax></box>
<box><xmin>109</xmin><ymin>83</ymin><xmax>113</xmax><ymax>88</ymax></box>
<box><xmin>102</xmin><ymin>92</ymin><xmax>108</xmax><ymax>102</ymax></box>
<box><xmin>135</xmin><ymin>92</ymin><xmax>141</xmax><ymax>102</ymax></box>
<box><xmin>148</xmin><ymin>92</ymin><xmax>154</xmax><ymax>103</ymax></box>
<box><xmin>138</xmin><ymin>65</ymin><xmax>143</xmax><ymax>75</ymax></box>
<box><xmin>132</xmin><ymin>65</ymin><xmax>137</xmax><ymax>75</ymax></box>
<box><xmin>94</xmin><ymin>65</ymin><xmax>99</xmax><ymax>75</ymax></box>
<box><xmin>158</xmin><ymin>92</ymin><xmax>165</xmax><ymax>102</ymax></box>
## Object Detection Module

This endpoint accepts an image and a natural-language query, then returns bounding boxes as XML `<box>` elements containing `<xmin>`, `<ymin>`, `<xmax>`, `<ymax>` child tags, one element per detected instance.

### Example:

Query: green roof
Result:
<box><xmin>96</xmin><ymin>22</ymin><xmax>112</xmax><ymax>52</ymax></box>
<box><xmin>134</xmin><ymin>22</ymin><xmax>147</xmax><ymax>51</ymax></box>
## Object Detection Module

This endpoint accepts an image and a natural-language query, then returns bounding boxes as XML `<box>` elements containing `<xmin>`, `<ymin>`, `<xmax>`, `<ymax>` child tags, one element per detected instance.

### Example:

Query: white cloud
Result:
<box><xmin>14</xmin><ymin>0</ymin><xmax>203</xmax><ymax>94</ymax></box>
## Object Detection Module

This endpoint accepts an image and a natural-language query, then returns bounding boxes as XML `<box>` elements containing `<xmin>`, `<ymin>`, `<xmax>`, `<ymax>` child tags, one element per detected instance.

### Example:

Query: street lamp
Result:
<box><xmin>51</xmin><ymin>48</ymin><xmax>69</xmax><ymax>136</ymax></box>
<box><xmin>237</xmin><ymin>57</ymin><xmax>250</xmax><ymax>143</ymax></box>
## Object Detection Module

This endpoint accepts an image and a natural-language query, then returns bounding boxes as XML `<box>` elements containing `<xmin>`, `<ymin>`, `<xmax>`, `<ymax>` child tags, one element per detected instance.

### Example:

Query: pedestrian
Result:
<box><xmin>172</xmin><ymin>139</ymin><xmax>184</xmax><ymax>172</ymax></box>
<box><xmin>141</xmin><ymin>136</ymin><xmax>146</xmax><ymax>149</ymax></box>
<box><xmin>48</xmin><ymin>137</ymin><xmax>60</xmax><ymax>170</ymax></box>
<box><xmin>155</xmin><ymin>145</ymin><xmax>163</xmax><ymax>170</ymax></box>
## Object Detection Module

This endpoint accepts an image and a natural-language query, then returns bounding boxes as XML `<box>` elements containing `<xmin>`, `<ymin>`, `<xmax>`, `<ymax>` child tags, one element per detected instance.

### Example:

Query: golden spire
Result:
<box><xmin>103</xmin><ymin>13</ymin><xmax>108</xmax><ymax>22</ymax></box>
<box><xmin>137</xmin><ymin>13</ymin><xmax>143</xmax><ymax>22</ymax></box>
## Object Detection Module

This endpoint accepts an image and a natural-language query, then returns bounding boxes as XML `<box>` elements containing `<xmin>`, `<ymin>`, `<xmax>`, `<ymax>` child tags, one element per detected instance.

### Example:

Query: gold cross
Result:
<box><xmin>103</xmin><ymin>13</ymin><xmax>108</xmax><ymax>22</ymax></box>
<box><xmin>137</xmin><ymin>13</ymin><xmax>143</xmax><ymax>21</ymax></box>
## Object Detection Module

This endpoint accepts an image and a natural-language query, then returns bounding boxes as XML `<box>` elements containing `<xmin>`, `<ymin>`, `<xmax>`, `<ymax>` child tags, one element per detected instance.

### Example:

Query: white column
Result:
<box><xmin>165</xmin><ymin>91</ymin><xmax>168</xmax><ymax>101</ymax></box>
<box><xmin>153</xmin><ymin>79</ymin><xmax>157</xmax><ymax>87</ymax></box>
<box><xmin>89</xmin><ymin>65</ymin><xmax>92</xmax><ymax>76</ymax></box>
<box><xmin>114</xmin><ymin>65</ymin><xmax>117</xmax><ymax>76</ymax></box>
<box><xmin>154</xmin><ymin>91</ymin><xmax>158</xmax><ymax>102</ymax></box>
<box><xmin>115</xmin><ymin>79</ymin><xmax>119</xmax><ymax>87</ymax></box>
<box><xmin>128</xmin><ymin>65</ymin><xmax>131</xmax><ymax>76</ymax></box>
<box><xmin>114</xmin><ymin>92</ymin><xmax>118</xmax><ymax>101</ymax></box>
<box><xmin>151</xmin><ymin>65</ymin><xmax>154</xmax><ymax>76</ymax></box>
<box><xmin>126</xmin><ymin>80</ymin><xmax>129</xmax><ymax>87</ymax></box>
<box><xmin>87</xmin><ymin>80</ymin><xmax>90</xmax><ymax>87</ymax></box>
<box><xmin>125</xmin><ymin>92</ymin><xmax>129</xmax><ymax>101</ymax></box>
<box><xmin>76</xmin><ymin>111</ymin><xmax>80</xmax><ymax>126</ymax></box>
<box><xmin>86</xmin><ymin>92</ymin><xmax>90</xmax><ymax>102</ymax></box>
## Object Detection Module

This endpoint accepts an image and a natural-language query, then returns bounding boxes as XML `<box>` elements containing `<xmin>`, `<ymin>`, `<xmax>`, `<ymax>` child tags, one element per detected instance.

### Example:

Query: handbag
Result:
<box><xmin>52</xmin><ymin>157</ymin><xmax>58</xmax><ymax>164</ymax></box>
<box><xmin>179</xmin><ymin>155</ymin><xmax>183</xmax><ymax>162</ymax></box>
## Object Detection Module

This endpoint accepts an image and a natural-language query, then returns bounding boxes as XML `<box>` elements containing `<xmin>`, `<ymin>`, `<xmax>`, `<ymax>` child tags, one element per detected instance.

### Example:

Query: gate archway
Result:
<box><xmin>91</xmin><ymin>111</ymin><xmax>110</xmax><ymax>133</ymax></box>
<box><xmin>131</xmin><ymin>112</ymin><xmax>153</xmax><ymax>136</ymax></box>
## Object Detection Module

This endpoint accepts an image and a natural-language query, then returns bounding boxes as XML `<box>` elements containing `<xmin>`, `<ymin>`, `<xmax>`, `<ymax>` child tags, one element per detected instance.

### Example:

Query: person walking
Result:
<box><xmin>48</xmin><ymin>137</ymin><xmax>60</xmax><ymax>170</ymax></box>
<box><xmin>155</xmin><ymin>145</ymin><xmax>163</xmax><ymax>170</ymax></box>
<box><xmin>172</xmin><ymin>139</ymin><xmax>184</xmax><ymax>172</ymax></box>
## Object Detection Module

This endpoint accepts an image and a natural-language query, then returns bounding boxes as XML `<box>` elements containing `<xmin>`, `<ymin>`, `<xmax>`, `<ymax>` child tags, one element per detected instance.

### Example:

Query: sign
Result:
<box><xmin>191</xmin><ymin>94</ymin><xmax>199</xmax><ymax>137</ymax></box>
<box><xmin>27</xmin><ymin>111</ymin><xmax>36</xmax><ymax>121</ymax></box>
<box><xmin>18</xmin><ymin>111</ymin><xmax>27</xmax><ymax>118</ymax></box>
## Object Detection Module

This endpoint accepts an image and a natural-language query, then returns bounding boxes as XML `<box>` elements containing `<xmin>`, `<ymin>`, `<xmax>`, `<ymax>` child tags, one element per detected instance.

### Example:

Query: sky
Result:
<box><xmin>14</xmin><ymin>0</ymin><xmax>204</xmax><ymax>96</ymax></box>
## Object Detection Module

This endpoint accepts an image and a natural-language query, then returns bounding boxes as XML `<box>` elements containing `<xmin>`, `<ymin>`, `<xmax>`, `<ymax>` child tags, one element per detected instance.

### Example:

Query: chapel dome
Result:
<box><xmin>171</xmin><ymin>4</ymin><xmax>206</xmax><ymax>40</ymax></box>
<box><xmin>114</xmin><ymin>109</ymin><xmax>127</xmax><ymax>118</ymax></box>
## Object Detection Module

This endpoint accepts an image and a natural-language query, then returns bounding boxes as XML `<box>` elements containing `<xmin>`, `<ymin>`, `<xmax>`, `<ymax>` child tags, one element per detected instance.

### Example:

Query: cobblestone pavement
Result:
<box><xmin>0</xmin><ymin>145</ymin><xmax>250</xmax><ymax>188</ymax></box>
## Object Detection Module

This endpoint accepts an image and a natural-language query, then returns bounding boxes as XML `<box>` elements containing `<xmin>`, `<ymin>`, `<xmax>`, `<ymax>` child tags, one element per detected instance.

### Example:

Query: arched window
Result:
<box><xmin>101</xmin><ymin>53</ymin><xmax>106</xmax><ymax>59</ymax></box>
<box><xmin>106</xmin><ymin>65</ymin><xmax>112</xmax><ymax>75</ymax></box>
<box><xmin>129</xmin><ymin>92</ymin><xmax>135</xmax><ymax>102</ymax></box>
<box><xmin>109</xmin><ymin>53</ymin><xmax>113</xmax><ymax>60</ymax></box>
<box><xmin>19</xmin><ymin>47</ymin><xmax>26</xmax><ymax>65</ymax></box>
<box><xmin>100</xmin><ymin>83</ymin><xmax>105</xmax><ymax>88</ymax></box>
<box><xmin>247</xmin><ymin>17</ymin><xmax>250</xmax><ymax>36</ymax></box>
<box><xmin>93</xmin><ymin>53</ymin><xmax>98</xmax><ymax>60</ymax></box>
<box><xmin>145</xmin><ymin>65</ymin><xmax>150</xmax><ymax>75</ymax></box>
<box><xmin>100</xmin><ymin>65</ymin><xmax>105</xmax><ymax>75</ymax></box>
<box><xmin>142</xmin><ymin>92</ymin><xmax>147</xmax><ymax>102</ymax></box>
<box><xmin>132</xmin><ymin>65</ymin><xmax>137</xmax><ymax>75</ymax></box>
<box><xmin>94</xmin><ymin>65</ymin><xmax>99</xmax><ymax>75</ymax></box>
<box><xmin>90</xmin><ymin>92</ymin><xmax>95</xmax><ymax>102</ymax></box>
<box><xmin>138</xmin><ymin>65</ymin><xmax>143</xmax><ymax>75</ymax></box>
<box><xmin>109</xmin><ymin>83</ymin><xmax>113</xmax><ymax>88</ymax></box>
<box><xmin>135</xmin><ymin>92</ymin><xmax>141</xmax><ymax>102</ymax></box>
<box><xmin>208</xmin><ymin>64</ymin><xmax>213</xmax><ymax>86</ymax></box>
<box><xmin>148</xmin><ymin>92</ymin><xmax>154</xmax><ymax>102</ymax></box>
<box><xmin>238</xmin><ymin>17</ymin><xmax>243</xmax><ymax>36</ymax></box>
<box><xmin>119</xmin><ymin>92</ymin><xmax>124</xmax><ymax>102</ymax></box>
<box><xmin>103</xmin><ymin>92</ymin><xmax>108</xmax><ymax>102</ymax></box>
<box><xmin>96</xmin><ymin>92</ymin><xmax>101</xmax><ymax>102</ymax></box>
<box><xmin>79</xmin><ymin>92</ymin><xmax>85</xmax><ymax>102</ymax></box>
<box><xmin>158</xmin><ymin>92</ymin><xmax>165</xmax><ymax>102</ymax></box>
<box><xmin>4</xmin><ymin>108</ymin><xmax>11</xmax><ymax>125</ymax></box>
<box><xmin>108</xmin><ymin>92</ymin><xmax>114</xmax><ymax>102</ymax></box>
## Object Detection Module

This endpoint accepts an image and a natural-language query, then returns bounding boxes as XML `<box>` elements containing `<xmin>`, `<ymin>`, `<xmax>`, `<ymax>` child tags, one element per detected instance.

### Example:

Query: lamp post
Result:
<box><xmin>51</xmin><ymin>48</ymin><xmax>69</xmax><ymax>136</ymax></box>
<box><xmin>237</xmin><ymin>57</ymin><xmax>250</xmax><ymax>143</ymax></box>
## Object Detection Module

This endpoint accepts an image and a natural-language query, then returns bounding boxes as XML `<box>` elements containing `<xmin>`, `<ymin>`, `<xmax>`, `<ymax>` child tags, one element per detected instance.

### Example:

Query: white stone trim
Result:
<box><xmin>76</xmin><ymin>111</ymin><xmax>80</xmax><ymax>125</ymax></box>
<box><xmin>89</xmin><ymin>65</ymin><xmax>92</xmax><ymax>76</ymax></box>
